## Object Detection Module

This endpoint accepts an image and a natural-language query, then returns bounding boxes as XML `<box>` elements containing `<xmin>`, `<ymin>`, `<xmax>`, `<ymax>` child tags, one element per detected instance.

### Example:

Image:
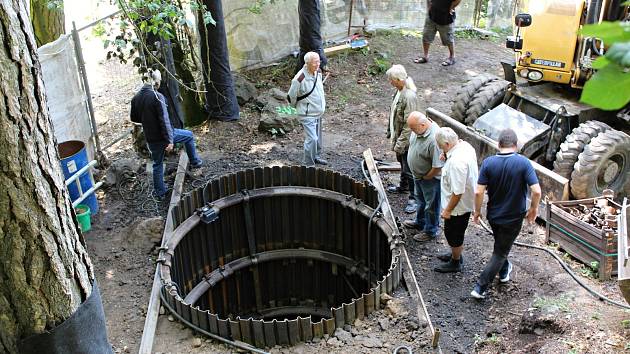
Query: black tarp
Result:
<box><xmin>199</xmin><ymin>0</ymin><xmax>240</xmax><ymax>121</ymax></box>
<box><xmin>295</xmin><ymin>0</ymin><xmax>328</xmax><ymax>73</ymax></box>
<box><xmin>145</xmin><ymin>33</ymin><xmax>185</xmax><ymax>129</ymax></box>
<box><xmin>19</xmin><ymin>283</ymin><xmax>113</xmax><ymax>354</ymax></box>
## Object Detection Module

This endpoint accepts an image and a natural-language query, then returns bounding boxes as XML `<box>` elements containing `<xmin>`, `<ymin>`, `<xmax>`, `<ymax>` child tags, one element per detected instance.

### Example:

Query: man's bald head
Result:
<box><xmin>407</xmin><ymin>111</ymin><xmax>432</xmax><ymax>135</ymax></box>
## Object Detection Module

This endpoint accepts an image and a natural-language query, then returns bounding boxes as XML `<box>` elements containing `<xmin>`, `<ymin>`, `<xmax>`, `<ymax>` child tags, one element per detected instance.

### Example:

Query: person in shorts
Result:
<box><xmin>414</xmin><ymin>0</ymin><xmax>461</xmax><ymax>66</ymax></box>
<box><xmin>433</xmin><ymin>127</ymin><xmax>478</xmax><ymax>272</ymax></box>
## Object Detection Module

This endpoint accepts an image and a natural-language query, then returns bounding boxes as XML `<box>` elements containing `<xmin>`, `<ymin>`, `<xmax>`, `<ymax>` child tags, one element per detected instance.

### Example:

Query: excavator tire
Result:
<box><xmin>464</xmin><ymin>79</ymin><xmax>511</xmax><ymax>125</ymax></box>
<box><xmin>553</xmin><ymin>121</ymin><xmax>612</xmax><ymax>180</ymax></box>
<box><xmin>450</xmin><ymin>74</ymin><xmax>498</xmax><ymax>123</ymax></box>
<box><xmin>620</xmin><ymin>279</ymin><xmax>630</xmax><ymax>305</ymax></box>
<box><xmin>570</xmin><ymin>129</ymin><xmax>630</xmax><ymax>199</ymax></box>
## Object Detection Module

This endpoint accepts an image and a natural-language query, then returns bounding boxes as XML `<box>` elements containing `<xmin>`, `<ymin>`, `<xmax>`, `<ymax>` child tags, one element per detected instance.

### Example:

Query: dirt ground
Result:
<box><xmin>85</xmin><ymin>31</ymin><xmax>630</xmax><ymax>353</ymax></box>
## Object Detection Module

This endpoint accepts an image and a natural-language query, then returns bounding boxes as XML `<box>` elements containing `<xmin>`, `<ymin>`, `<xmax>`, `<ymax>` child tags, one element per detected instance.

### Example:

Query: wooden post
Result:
<box><xmin>362</xmin><ymin>149</ymin><xmax>443</xmax><ymax>352</ymax></box>
<box><xmin>139</xmin><ymin>152</ymin><xmax>189</xmax><ymax>354</ymax></box>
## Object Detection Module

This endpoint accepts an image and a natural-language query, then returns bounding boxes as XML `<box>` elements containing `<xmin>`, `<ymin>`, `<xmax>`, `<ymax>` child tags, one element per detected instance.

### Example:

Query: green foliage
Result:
<box><xmin>368</xmin><ymin>53</ymin><xmax>390</xmax><ymax>76</ymax></box>
<box><xmin>579</xmin><ymin>21</ymin><xmax>630</xmax><ymax>110</ymax></box>
<box><xmin>474</xmin><ymin>333</ymin><xmax>501</xmax><ymax>347</ymax></box>
<box><xmin>248</xmin><ymin>0</ymin><xmax>281</xmax><ymax>14</ymax></box>
<box><xmin>45</xmin><ymin>0</ymin><xmax>63</xmax><ymax>10</ymax></box>
<box><xmin>622</xmin><ymin>319</ymin><xmax>630</xmax><ymax>329</ymax></box>
<box><xmin>533</xmin><ymin>295</ymin><xmax>571</xmax><ymax>313</ymax></box>
<box><xmin>100</xmin><ymin>0</ymin><xmax>213</xmax><ymax>67</ymax></box>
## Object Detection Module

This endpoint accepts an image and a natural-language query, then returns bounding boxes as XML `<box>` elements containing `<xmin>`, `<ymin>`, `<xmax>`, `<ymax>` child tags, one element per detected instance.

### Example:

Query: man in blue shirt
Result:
<box><xmin>471</xmin><ymin>129</ymin><xmax>541</xmax><ymax>299</ymax></box>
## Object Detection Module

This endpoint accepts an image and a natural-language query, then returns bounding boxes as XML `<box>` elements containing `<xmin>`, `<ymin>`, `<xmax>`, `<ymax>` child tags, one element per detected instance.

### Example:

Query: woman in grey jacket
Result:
<box><xmin>386</xmin><ymin>64</ymin><xmax>419</xmax><ymax>214</ymax></box>
<box><xmin>288</xmin><ymin>52</ymin><xmax>327</xmax><ymax>166</ymax></box>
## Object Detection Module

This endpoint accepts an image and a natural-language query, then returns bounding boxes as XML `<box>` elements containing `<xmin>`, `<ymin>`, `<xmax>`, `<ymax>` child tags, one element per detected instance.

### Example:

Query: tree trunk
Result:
<box><xmin>29</xmin><ymin>0</ymin><xmax>65</xmax><ymax>46</ymax></box>
<box><xmin>0</xmin><ymin>1</ymin><xmax>94</xmax><ymax>353</ymax></box>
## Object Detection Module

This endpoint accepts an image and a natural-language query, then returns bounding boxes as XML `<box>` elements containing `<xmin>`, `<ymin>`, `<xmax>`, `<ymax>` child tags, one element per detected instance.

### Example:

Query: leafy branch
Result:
<box><xmin>579</xmin><ymin>20</ymin><xmax>630</xmax><ymax>110</ymax></box>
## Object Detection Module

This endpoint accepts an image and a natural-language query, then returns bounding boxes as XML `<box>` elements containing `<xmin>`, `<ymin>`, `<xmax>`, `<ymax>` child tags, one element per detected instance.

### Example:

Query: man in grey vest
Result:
<box><xmin>288</xmin><ymin>52</ymin><xmax>327</xmax><ymax>166</ymax></box>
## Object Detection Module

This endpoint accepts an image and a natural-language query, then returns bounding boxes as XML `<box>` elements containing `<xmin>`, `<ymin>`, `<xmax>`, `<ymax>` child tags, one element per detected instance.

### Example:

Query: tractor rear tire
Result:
<box><xmin>553</xmin><ymin>121</ymin><xmax>612</xmax><ymax>179</ymax></box>
<box><xmin>570</xmin><ymin>129</ymin><xmax>630</xmax><ymax>199</ymax></box>
<box><xmin>464</xmin><ymin>79</ymin><xmax>511</xmax><ymax>125</ymax></box>
<box><xmin>620</xmin><ymin>279</ymin><xmax>630</xmax><ymax>305</ymax></box>
<box><xmin>451</xmin><ymin>74</ymin><xmax>498</xmax><ymax>123</ymax></box>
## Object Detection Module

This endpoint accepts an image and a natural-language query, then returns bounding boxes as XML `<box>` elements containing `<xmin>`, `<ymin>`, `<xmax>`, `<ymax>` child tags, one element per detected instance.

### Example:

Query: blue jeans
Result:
<box><xmin>147</xmin><ymin>128</ymin><xmax>202</xmax><ymax>197</ymax></box>
<box><xmin>301</xmin><ymin>115</ymin><xmax>322</xmax><ymax>166</ymax></box>
<box><xmin>476</xmin><ymin>220</ymin><xmax>523</xmax><ymax>290</ymax></box>
<box><xmin>413</xmin><ymin>177</ymin><xmax>441</xmax><ymax>236</ymax></box>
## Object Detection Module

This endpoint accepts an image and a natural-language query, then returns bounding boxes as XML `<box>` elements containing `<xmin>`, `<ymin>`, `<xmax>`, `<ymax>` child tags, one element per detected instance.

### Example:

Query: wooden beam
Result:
<box><xmin>139</xmin><ymin>151</ymin><xmax>189</xmax><ymax>354</ymax></box>
<box><xmin>362</xmin><ymin>149</ymin><xmax>442</xmax><ymax>351</ymax></box>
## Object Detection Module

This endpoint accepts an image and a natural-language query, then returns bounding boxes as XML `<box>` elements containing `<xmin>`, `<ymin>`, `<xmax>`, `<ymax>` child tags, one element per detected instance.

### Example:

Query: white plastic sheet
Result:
<box><xmin>37</xmin><ymin>34</ymin><xmax>95</xmax><ymax>160</ymax></box>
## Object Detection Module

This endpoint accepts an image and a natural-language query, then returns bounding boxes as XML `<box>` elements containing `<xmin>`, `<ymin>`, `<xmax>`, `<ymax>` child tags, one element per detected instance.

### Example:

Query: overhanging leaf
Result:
<box><xmin>591</xmin><ymin>55</ymin><xmax>610</xmax><ymax>69</ymax></box>
<box><xmin>581</xmin><ymin>22</ymin><xmax>630</xmax><ymax>43</ymax></box>
<box><xmin>580</xmin><ymin>63</ymin><xmax>630</xmax><ymax>110</ymax></box>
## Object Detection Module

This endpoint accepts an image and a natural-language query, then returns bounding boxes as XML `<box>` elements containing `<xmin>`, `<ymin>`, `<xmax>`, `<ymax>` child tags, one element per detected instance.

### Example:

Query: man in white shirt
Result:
<box><xmin>433</xmin><ymin>127</ymin><xmax>478</xmax><ymax>272</ymax></box>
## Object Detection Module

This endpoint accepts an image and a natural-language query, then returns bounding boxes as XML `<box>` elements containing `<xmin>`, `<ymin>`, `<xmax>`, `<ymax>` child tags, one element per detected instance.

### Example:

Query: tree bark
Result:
<box><xmin>0</xmin><ymin>1</ymin><xmax>94</xmax><ymax>353</ymax></box>
<box><xmin>29</xmin><ymin>0</ymin><xmax>65</xmax><ymax>47</ymax></box>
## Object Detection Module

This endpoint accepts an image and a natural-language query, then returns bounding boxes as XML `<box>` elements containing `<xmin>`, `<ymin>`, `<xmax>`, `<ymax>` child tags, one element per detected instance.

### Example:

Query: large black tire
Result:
<box><xmin>570</xmin><ymin>129</ymin><xmax>630</xmax><ymax>199</ymax></box>
<box><xmin>553</xmin><ymin>121</ymin><xmax>612</xmax><ymax>179</ymax></box>
<box><xmin>464</xmin><ymin>79</ymin><xmax>511</xmax><ymax>125</ymax></box>
<box><xmin>451</xmin><ymin>74</ymin><xmax>498</xmax><ymax>123</ymax></box>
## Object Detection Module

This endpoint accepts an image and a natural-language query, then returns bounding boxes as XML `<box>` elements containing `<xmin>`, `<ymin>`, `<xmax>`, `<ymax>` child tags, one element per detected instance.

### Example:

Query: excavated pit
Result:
<box><xmin>159</xmin><ymin>166</ymin><xmax>401</xmax><ymax>347</ymax></box>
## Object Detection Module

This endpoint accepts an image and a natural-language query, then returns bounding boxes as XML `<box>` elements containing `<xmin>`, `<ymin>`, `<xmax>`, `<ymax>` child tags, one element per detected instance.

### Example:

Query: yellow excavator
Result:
<box><xmin>427</xmin><ymin>0</ymin><xmax>629</xmax><ymax>302</ymax></box>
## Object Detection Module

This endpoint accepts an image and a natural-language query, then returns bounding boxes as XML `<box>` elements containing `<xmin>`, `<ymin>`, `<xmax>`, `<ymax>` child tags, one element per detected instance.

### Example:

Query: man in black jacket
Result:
<box><xmin>414</xmin><ymin>0</ymin><xmax>461</xmax><ymax>66</ymax></box>
<box><xmin>130</xmin><ymin>70</ymin><xmax>203</xmax><ymax>199</ymax></box>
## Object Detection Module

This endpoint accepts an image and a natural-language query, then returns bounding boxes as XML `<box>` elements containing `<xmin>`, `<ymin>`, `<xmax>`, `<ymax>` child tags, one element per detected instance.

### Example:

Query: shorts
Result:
<box><xmin>423</xmin><ymin>17</ymin><xmax>455</xmax><ymax>46</ymax></box>
<box><xmin>443</xmin><ymin>212</ymin><xmax>471</xmax><ymax>247</ymax></box>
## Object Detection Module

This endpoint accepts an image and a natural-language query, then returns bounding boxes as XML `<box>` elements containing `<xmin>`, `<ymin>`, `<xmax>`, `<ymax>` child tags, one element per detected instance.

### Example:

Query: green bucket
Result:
<box><xmin>75</xmin><ymin>204</ymin><xmax>91</xmax><ymax>233</ymax></box>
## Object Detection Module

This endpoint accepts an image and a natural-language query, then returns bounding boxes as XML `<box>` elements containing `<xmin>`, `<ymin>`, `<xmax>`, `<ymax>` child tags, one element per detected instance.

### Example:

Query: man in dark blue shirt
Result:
<box><xmin>471</xmin><ymin>129</ymin><xmax>541</xmax><ymax>299</ymax></box>
<box><xmin>130</xmin><ymin>70</ymin><xmax>203</xmax><ymax>200</ymax></box>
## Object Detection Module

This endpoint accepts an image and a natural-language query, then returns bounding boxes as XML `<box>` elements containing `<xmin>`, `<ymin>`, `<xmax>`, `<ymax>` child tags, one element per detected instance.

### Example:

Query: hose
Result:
<box><xmin>478</xmin><ymin>220</ymin><xmax>630</xmax><ymax>310</ymax></box>
<box><xmin>393</xmin><ymin>345</ymin><xmax>413</xmax><ymax>354</ymax></box>
<box><xmin>159</xmin><ymin>291</ymin><xmax>270</xmax><ymax>354</ymax></box>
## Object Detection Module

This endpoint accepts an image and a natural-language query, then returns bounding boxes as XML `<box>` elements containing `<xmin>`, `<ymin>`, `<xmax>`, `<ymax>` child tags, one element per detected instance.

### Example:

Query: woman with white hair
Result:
<box><xmin>385</xmin><ymin>64</ymin><xmax>419</xmax><ymax>214</ymax></box>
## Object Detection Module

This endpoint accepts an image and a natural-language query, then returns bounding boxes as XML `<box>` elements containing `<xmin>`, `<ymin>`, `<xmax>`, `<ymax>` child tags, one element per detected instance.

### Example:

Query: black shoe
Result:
<box><xmin>434</xmin><ymin>259</ymin><xmax>462</xmax><ymax>273</ymax></box>
<box><xmin>404</xmin><ymin>199</ymin><xmax>418</xmax><ymax>214</ymax></box>
<box><xmin>190</xmin><ymin>159</ymin><xmax>204</xmax><ymax>169</ymax></box>
<box><xmin>387</xmin><ymin>185</ymin><xmax>409</xmax><ymax>193</ymax></box>
<box><xmin>436</xmin><ymin>253</ymin><xmax>464</xmax><ymax>264</ymax></box>
<box><xmin>314</xmin><ymin>157</ymin><xmax>328</xmax><ymax>165</ymax></box>
<box><xmin>471</xmin><ymin>284</ymin><xmax>487</xmax><ymax>299</ymax></box>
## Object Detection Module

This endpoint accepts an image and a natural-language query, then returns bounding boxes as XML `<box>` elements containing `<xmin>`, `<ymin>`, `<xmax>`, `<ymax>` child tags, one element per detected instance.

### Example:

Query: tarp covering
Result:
<box><xmin>295</xmin><ymin>0</ymin><xmax>328</xmax><ymax>73</ymax></box>
<box><xmin>38</xmin><ymin>35</ymin><xmax>95</xmax><ymax>160</ymax></box>
<box><xmin>200</xmin><ymin>0</ymin><xmax>240</xmax><ymax>121</ymax></box>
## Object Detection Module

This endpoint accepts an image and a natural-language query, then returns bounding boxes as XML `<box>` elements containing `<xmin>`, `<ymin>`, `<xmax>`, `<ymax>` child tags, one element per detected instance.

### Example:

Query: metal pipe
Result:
<box><xmin>71</xmin><ymin>22</ymin><xmax>101</xmax><ymax>155</ymax></box>
<box><xmin>71</xmin><ymin>182</ymin><xmax>104</xmax><ymax>208</ymax></box>
<box><xmin>65</xmin><ymin>160</ymin><xmax>97</xmax><ymax>186</ymax></box>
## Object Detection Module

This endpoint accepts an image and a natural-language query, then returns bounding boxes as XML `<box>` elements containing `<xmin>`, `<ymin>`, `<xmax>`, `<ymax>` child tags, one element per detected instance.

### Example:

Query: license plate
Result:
<box><xmin>532</xmin><ymin>59</ymin><xmax>565</xmax><ymax>68</ymax></box>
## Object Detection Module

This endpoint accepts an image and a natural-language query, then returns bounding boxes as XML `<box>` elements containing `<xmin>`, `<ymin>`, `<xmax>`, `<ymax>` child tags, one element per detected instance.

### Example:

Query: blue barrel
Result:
<box><xmin>57</xmin><ymin>140</ymin><xmax>99</xmax><ymax>214</ymax></box>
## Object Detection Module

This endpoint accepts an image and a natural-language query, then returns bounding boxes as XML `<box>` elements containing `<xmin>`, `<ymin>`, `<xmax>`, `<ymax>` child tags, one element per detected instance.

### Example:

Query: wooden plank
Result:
<box><xmin>618</xmin><ymin>199</ymin><xmax>630</xmax><ymax>280</ymax></box>
<box><xmin>362</xmin><ymin>149</ymin><xmax>442</xmax><ymax>351</ymax></box>
<box><xmin>139</xmin><ymin>151</ymin><xmax>189</xmax><ymax>354</ymax></box>
<box><xmin>324</xmin><ymin>43</ymin><xmax>351</xmax><ymax>56</ymax></box>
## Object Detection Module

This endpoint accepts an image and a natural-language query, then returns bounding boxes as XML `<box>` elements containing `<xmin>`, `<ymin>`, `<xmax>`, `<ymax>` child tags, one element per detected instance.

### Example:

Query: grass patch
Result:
<box><xmin>533</xmin><ymin>295</ymin><xmax>571</xmax><ymax>313</ymax></box>
<box><xmin>474</xmin><ymin>333</ymin><xmax>501</xmax><ymax>347</ymax></box>
<box><xmin>622</xmin><ymin>319</ymin><xmax>630</xmax><ymax>329</ymax></box>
